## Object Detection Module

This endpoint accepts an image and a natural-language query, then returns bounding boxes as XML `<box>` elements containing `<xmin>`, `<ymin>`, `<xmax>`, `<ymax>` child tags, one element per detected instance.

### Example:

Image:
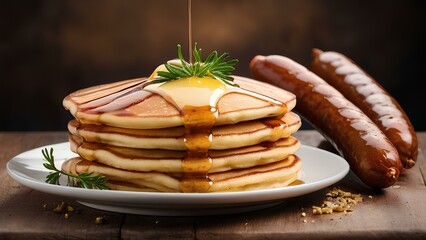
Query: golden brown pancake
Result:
<box><xmin>69</xmin><ymin>135</ymin><xmax>300</xmax><ymax>173</ymax></box>
<box><xmin>63</xmin><ymin>76</ymin><xmax>296</xmax><ymax>129</ymax></box>
<box><xmin>68</xmin><ymin>111</ymin><xmax>301</xmax><ymax>150</ymax></box>
<box><xmin>61</xmin><ymin>155</ymin><xmax>302</xmax><ymax>192</ymax></box>
<box><xmin>61</xmin><ymin>73</ymin><xmax>303</xmax><ymax>193</ymax></box>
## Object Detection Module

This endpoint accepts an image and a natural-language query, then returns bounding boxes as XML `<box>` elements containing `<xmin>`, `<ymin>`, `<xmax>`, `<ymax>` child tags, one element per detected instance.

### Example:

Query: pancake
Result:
<box><xmin>69</xmin><ymin>135</ymin><xmax>300</xmax><ymax>173</ymax></box>
<box><xmin>63</xmin><ymin>76</ymin><xmax>296</xmax><ymax>129</ymax></box>
<box><xmin>61</xmin><ymin>68</ymin><xmax>303</xmax><ymax>193</ymax></box>
<box><xmin>61</xmin><ymin>154</ymin><xmax>302</xmax><ymax>192</ymax></box>
<box><xmin>68</xmin><ymin>111</ymin><xmax>301</xmax><ymax>150</ymax></box>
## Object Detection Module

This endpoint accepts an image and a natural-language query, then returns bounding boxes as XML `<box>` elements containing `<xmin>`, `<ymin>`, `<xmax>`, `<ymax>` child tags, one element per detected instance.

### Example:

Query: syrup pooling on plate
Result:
<box><xmin>145</xmin><ymin>66</ymin><xmax>288</xmax><ymax>192</ymax></box>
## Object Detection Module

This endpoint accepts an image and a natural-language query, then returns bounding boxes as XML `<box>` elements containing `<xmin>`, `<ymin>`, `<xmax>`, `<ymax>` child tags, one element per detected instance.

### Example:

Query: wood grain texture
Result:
<box><xmin>1</xmin><ymin>131</ymin><xmax>426</xmax><ymax>240</ymax></box>
<box><xmin>121</xmin><ymin>215</ymin><xmax>194</xmax><ymax>240</ymax></box>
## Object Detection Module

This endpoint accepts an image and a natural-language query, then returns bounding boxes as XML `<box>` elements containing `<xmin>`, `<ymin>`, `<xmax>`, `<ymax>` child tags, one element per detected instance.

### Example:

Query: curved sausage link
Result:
<box><xmin>310</xmin><ymin>49</ymin><xmax>418</xmax><ymax>168</ymax></box>
<box><xmin>250</xmin><ymin>55</ymin><xmax>402</xmax><ymax>189</ymax></box>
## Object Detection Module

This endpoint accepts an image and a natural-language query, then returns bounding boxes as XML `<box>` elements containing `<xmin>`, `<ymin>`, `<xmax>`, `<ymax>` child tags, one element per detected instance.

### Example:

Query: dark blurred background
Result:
<box><xmin>1</xmin><ymin>0</ymin><xmax>425</xmax><ymax>131</ymax></box>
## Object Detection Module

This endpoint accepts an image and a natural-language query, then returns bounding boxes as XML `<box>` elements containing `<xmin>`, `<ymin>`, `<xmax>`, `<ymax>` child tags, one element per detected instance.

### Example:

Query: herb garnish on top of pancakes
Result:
<box><xmin>149</xmin><ymin>44</ymin><xmax>239</xmax><ymax>87</ymax></box>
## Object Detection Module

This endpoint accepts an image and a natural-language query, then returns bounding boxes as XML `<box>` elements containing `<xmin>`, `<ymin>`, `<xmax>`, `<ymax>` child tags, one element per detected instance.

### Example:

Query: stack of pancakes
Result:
<box><xmin>61</xmin><ymin>75</ymin><xmax>303</xmax><ymax>192</ymax></box>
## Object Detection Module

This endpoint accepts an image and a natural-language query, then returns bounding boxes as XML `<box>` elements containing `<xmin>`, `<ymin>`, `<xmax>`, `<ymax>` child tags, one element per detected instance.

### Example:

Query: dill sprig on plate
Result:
<box><xmin>42</xmin><ymin>148</ymin><xmax>109</xmax><ymax>190</ymax></box>
<box><xmin>150</xmin><ymin>43</ymin><xmax>239</xmax><ymax>87</ymax></box>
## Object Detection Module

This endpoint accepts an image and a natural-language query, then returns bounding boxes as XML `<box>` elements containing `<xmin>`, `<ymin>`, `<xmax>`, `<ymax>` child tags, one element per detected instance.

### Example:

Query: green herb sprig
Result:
<box><xmin>151</xmin><ymin>44</ymin><xmax>239</xmax><ymax>87</ymax></box>
<box><xmin>42</xmin><ymin>148</ymin><xmax>109</xmax><ymax>190</ymax></box>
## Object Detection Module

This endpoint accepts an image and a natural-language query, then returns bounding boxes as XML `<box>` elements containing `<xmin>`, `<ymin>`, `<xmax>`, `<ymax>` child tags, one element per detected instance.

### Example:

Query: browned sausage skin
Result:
<box><xmin>250</xmin><ymin>55</ymin><xmax>402</xmax><ymax>189</ymax></box>
<box><xmin>310</xmin><ymin>49</ymin><xmax>418</xmax><ymax>168</ymax></box>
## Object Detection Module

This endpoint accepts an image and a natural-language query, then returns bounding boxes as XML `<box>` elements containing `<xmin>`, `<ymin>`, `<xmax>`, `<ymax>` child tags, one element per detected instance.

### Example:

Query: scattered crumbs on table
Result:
<box><xmin>42</xmin><ymin>201</ymin><xmax>109</xmax><ymax>225</ymax></box>
<box><xmin>67</xmin><ymin>205</ymin><xmax>74</xmax><ymax>212</ymax></box>
<box><xmin>49</xmin><ymin>202</ymin><xmax>75</xmax><ymax>215</ymax></box>
<box><xmin>312</xmin><ymin>187</ymin><xmax>363</xmax><ymax>215</ymax></box>
<box><xmin>95</xmin><ymin>216</ymin><xmax>106</xmax><ymax>225</ymax></box>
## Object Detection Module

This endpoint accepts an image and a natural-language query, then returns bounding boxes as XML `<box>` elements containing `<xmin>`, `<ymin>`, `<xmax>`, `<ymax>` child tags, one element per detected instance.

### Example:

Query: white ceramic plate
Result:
<box><xmin>6</xmin><ymin>142</ymin><xmax>349</xmax><ymax>216</ymax></box>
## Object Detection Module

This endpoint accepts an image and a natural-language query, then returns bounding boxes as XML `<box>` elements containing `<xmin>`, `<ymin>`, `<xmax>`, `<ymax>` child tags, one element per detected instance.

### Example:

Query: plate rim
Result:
<box><xmin>6</xmin><ymin>142</ymin><xmax>349</xmax><ymax>209</ymax></box>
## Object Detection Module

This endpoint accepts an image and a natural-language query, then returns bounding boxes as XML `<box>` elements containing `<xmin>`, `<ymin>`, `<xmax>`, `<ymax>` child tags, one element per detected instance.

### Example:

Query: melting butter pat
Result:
<box><xmin>145</xmin><ymin>76</ymin><xmax>227</xmax><ymax>110</ymax></box>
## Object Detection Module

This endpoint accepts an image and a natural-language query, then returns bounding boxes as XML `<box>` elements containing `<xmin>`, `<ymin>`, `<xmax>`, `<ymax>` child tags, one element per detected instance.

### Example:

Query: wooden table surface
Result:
<box><xmin>1</xmin><ymin>130</ymin><xmax>426</xmax><ymax>240</ymax></box>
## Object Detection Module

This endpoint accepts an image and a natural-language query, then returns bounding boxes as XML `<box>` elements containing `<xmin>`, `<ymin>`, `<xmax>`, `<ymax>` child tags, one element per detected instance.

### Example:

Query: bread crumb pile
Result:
<box><xmin>312</xmin><ymin>187</ymin><xmax>363</xmax><ymax>215</ymax></box>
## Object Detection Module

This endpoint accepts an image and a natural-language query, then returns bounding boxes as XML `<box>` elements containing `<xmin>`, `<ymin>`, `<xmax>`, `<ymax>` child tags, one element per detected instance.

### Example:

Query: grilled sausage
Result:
<box><xmin>250</xmin><ymin>55</ymin><xmax>402</xmax><ymax>188</ymax></box>
<box><xmin>310</xmin><ymin>49</ymin><xmax>418</xmax><ymax>168</ymax></box>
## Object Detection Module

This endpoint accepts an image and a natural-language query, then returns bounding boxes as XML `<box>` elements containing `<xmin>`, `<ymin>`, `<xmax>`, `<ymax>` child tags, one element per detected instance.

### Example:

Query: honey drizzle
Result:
<box><xmin>180</xmin><ymin>105</ymin><xmax>216</xmax><ymax>192</ymax></box>
<box><xmin>261</xmin><ymin>117</ymin><xmax>288</xmax><ymax>142</ymax></box>
<box><xmin>187</xmin><ymin>0</ymin><xmax>193</xmax><ymax>64</ymax></box>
